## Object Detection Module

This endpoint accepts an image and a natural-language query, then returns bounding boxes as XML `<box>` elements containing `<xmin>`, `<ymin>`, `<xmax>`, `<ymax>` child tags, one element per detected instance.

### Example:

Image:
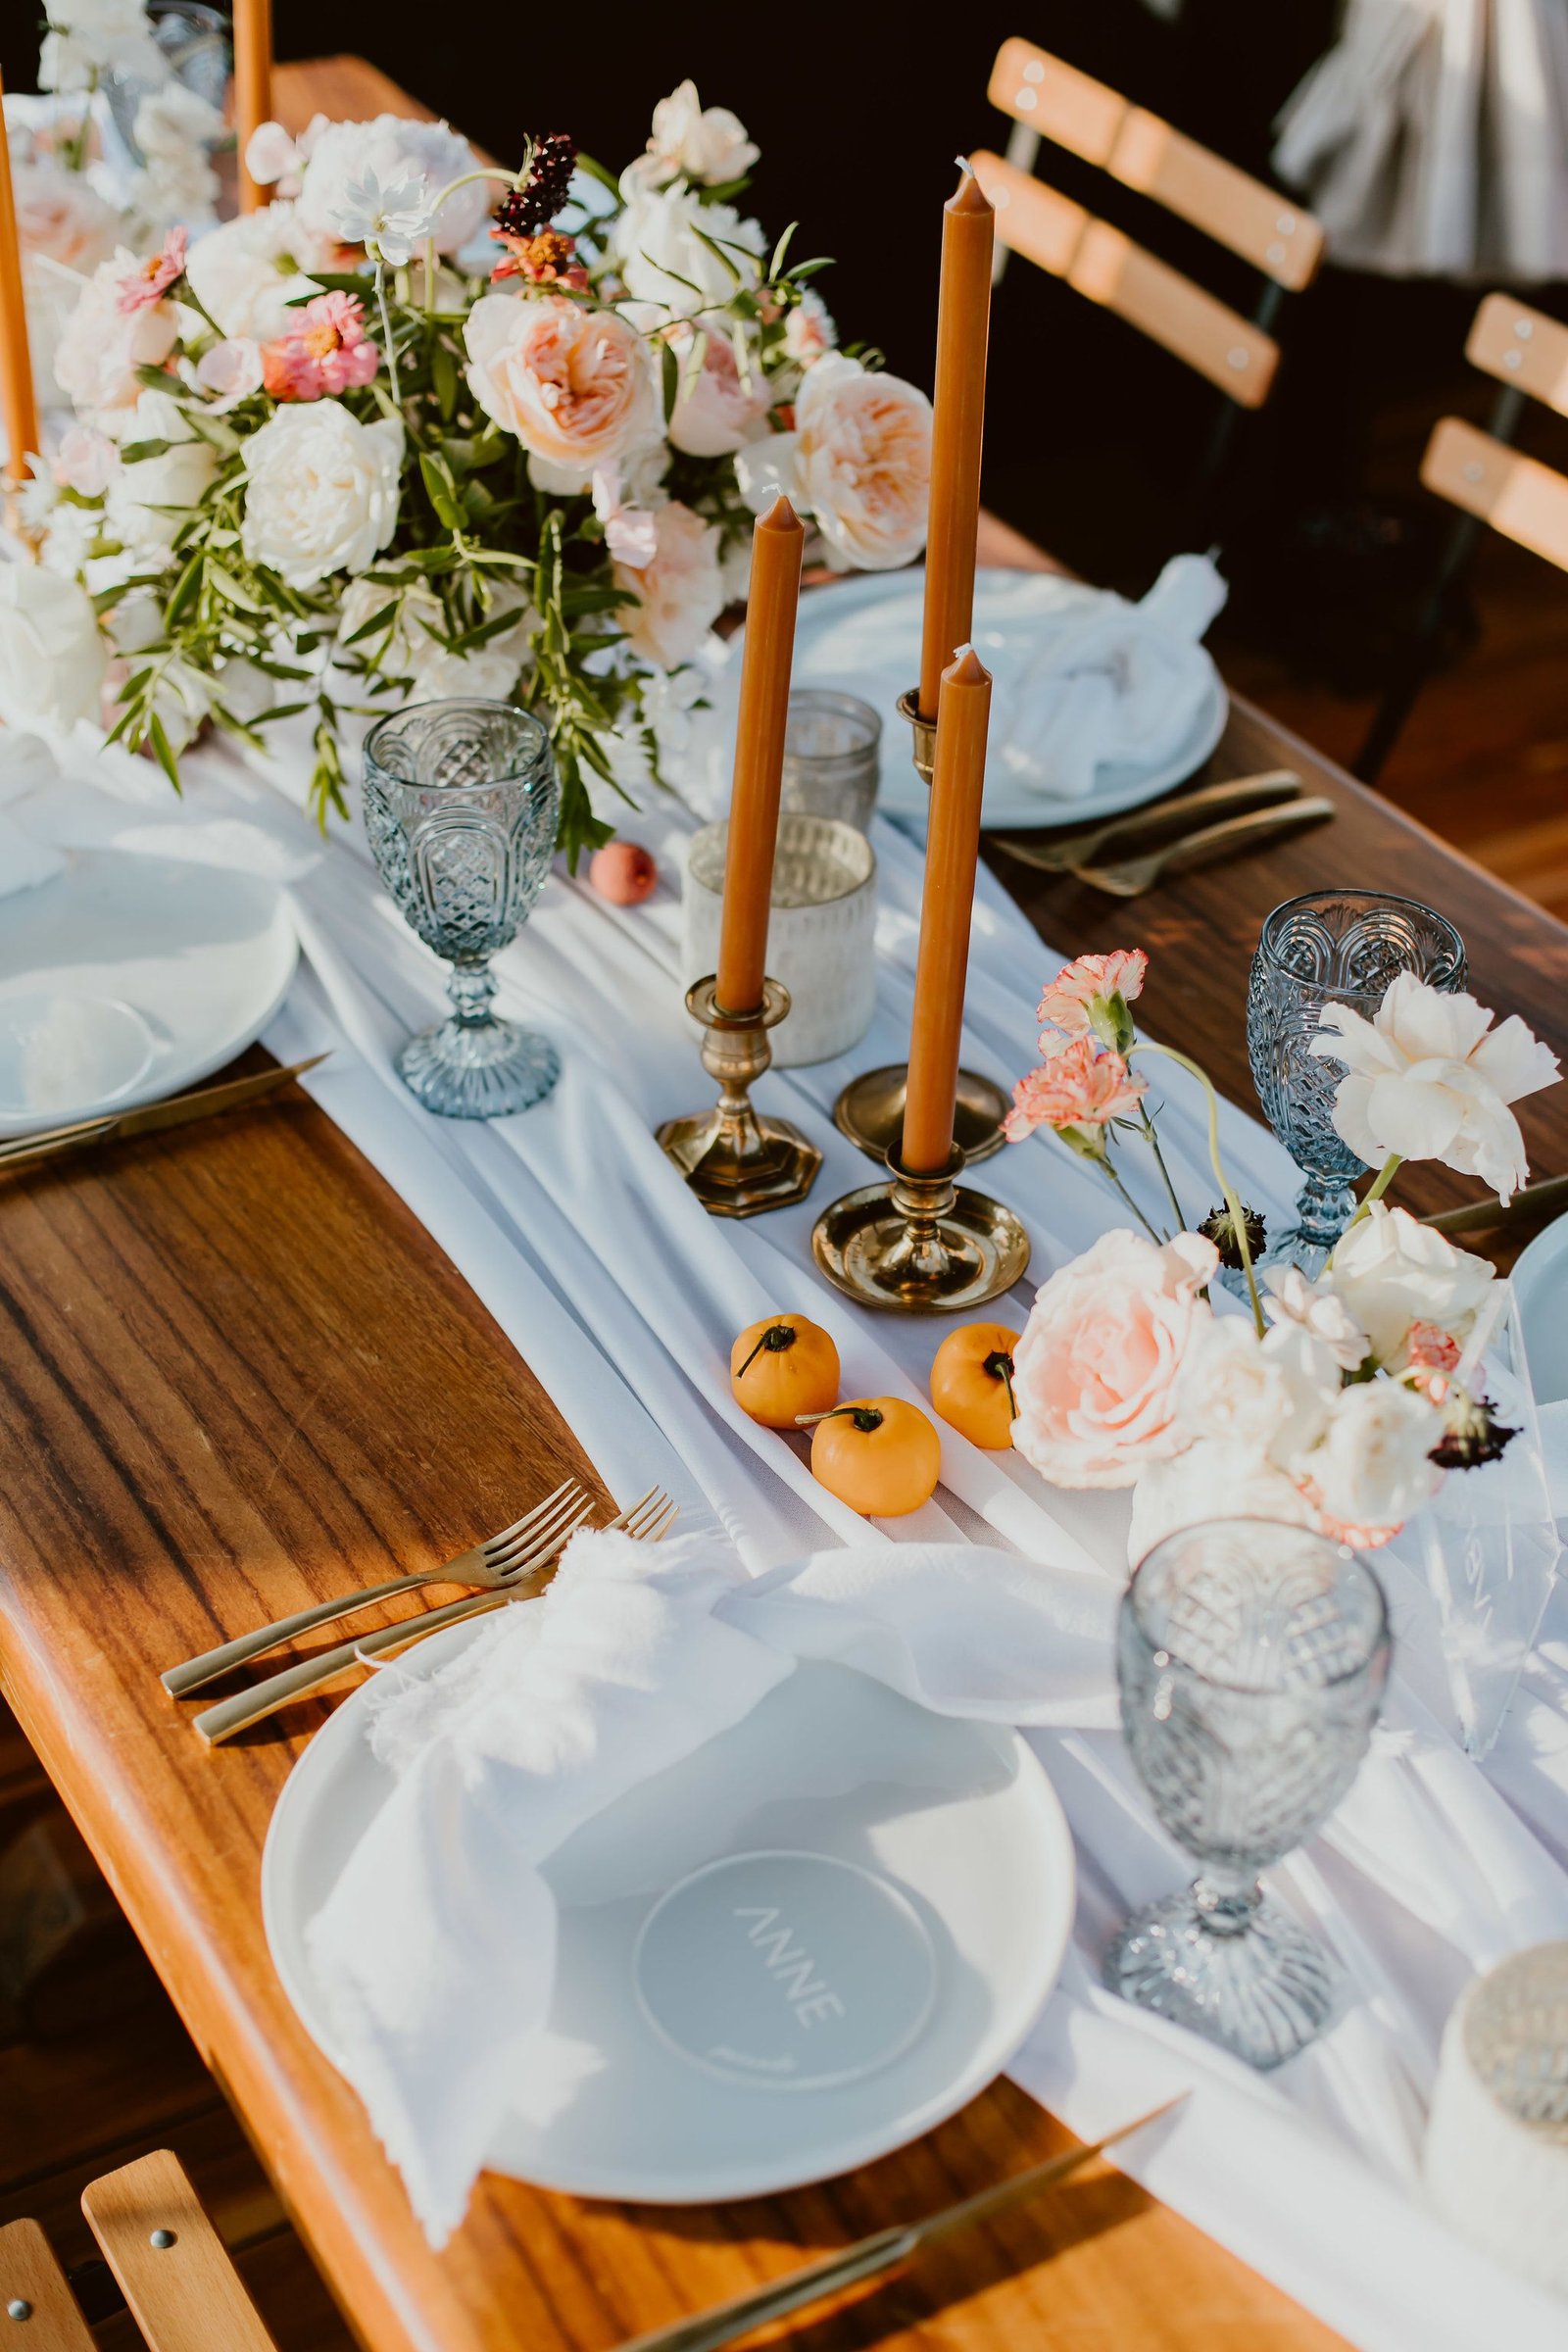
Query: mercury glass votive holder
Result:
<box><xmin>363</xmin><ymin>699</ymin><xmax>561</xmax><ymax>1120</ymax></box>
<box><xmin>682</xmin><ymin>814</ymin><xmax>877</xmax><ymax>1067</ymax></box>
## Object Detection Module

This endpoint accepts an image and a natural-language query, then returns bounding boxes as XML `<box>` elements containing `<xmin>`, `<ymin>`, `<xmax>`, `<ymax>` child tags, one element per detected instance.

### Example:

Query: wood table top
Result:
<box><xmin>2</xmin><ymin>52</ymin><xmax>1562</xmax><ymax>2352</ymax></box>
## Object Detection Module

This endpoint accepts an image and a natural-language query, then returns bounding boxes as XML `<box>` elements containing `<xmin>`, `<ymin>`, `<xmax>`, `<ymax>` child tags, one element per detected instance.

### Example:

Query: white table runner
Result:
<box><xmin>27</xmin><ymin>706</ymin><xmax>1568</xmax><ymax>2352</ymax></box>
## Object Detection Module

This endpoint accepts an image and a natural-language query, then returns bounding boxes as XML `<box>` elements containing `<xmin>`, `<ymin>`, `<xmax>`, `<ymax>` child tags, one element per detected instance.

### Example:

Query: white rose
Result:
<box><xmin>0</xmin><ymin>564</ymin><xmax>108</xmax><ymax>731</ymax></box>
<box><xmin>739</xmin><ymin>353</ymin><xmax>932</xmax><ymax>572</ymax></box>
<box><xmin>1127</xmin><ymin>1438</ymin><xmax>1320</xmax><ymax>1568</ymax></box>
<box><xmin>1261</xmin><ymin>1262</ymin><xmax>1370</xmax><ymax>1371</ymax></box>
<box><xmin>1175</xmin><ymin>1315</ymin><xmax>1340</xmax><ymax>1467</ymax></box>
<box><xmin>630</xmin><ymin>81</ymin><xmax>759</xmax><ymax>187</ymax></box>
<box><xmin>1312</xmin><ymin>969</ymin><xmax>1560</xmax><ymax>1202</ymax></box>
<box><xmin>132</xmin><ymin>83</ymin><xmax>225</xmax><ymax>160</ymax></box>
<box><xmin>130</xmin><ymin>148</ymin><xmax>220</xmax><ymax>231</ymax></box>
<box><xmin>665</xmin><ymin>322</ymin><xmax>770</xmax><ymax>459</ymax></box>
<box><xmin>297</xmin><ymin>116</ymin><xmax>488</xmax><ymax>255</ymax></box>
<box><xmin>1324</xmin><ymin>1202</ymin><xmax>1494</xmax><ymax>1366</ymax></box>
<box><xmin>1310</xmin><ymin>1379</ymin><xmax>1442</xmax><ymax>1534</ymax></box>
<box><xmin>612</xmin><ymin>183</ymin><xmax>764</xmax><ymax>318</ymax></box>
<box><xmin>53</xmin><ymin>251</ymin><xmax>178</xmax><ymax>421</ymax></box>
<box><xmin>612</xmin><ymin>499</ymin><xmax>723</xmax><ymax>668</ymax></box>
<box><xmin>39</xmin><ymin>0</ymin><xmax>163</xmax><ymax>87</ymax></box>
<box><xmin>53</xmin><ymin>424</ymin><xmax>119</xmax><ymax>498</ymax></box>
<box><xmin>184</xmin><ymin>203</ymin><xmax>333</xmax><ymax>343</ymax></box>
<box><xmin>14</xmin><ymin>161</ymin><xmax>120</xmax><ymax>274</ymax></box>
<box><xmin>104</xmin><ymin>389</ymin><xmax>217</xmax><ymax>557</ymax></box>
<box><xmin>241</xmin><ymin>402</ymin><xmax>403</xmax><ymax>589</ymax></box>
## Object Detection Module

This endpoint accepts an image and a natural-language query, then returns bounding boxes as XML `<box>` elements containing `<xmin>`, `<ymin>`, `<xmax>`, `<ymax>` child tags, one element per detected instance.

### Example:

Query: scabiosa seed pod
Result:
<box><xmin>1199</xmin><ymin>1201</ymin><xmax>1267</xmax><ymax>1271</ymax></box>
<box><xmin>1428</xmin><ymin>1389</ymin><xmax>1518</xmax><ymax>1470</ymax></box>
<box><xmin>496</xmin><ymin>133</ymin><xmax>577</xmax><ymax>238</ymax></box>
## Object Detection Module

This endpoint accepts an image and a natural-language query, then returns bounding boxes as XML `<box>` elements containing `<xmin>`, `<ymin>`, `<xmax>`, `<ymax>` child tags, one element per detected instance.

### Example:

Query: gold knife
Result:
<box><xmin>1422</xmin><ymin>1171</ymin><xmax>1568</xmax><ymax>1236</ymax></box>
<box><xmin>615</xmin><ymin>2096</ymin><xmax>1187</xmax><ymax>2352</ymax></box>
<box><xmin>993</xmin><ymin>770</ymin><xmax>1302</xmax><ymax>873</ymax></box>
<box><xmin>0</xmin><ymin>1054</ymin><xmax>328</xmax><ymax>1174</ymax></box>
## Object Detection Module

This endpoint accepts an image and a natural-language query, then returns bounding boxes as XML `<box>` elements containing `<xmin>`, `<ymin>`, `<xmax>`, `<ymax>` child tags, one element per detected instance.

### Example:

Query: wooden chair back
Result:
<box><xmin>1420</xmin><ymin>296</ymin><xmax>1568</xmax><ymax>567</ymax></box>
<box><xmin>978</xmin><ymin>34</ymin><xmax>1324</xmax><ymax>408</ymax></box>
<box><xmin>0</xmin><ymin>2151</ymin><xmax>279</xmax><ymax>2352</ymax></box>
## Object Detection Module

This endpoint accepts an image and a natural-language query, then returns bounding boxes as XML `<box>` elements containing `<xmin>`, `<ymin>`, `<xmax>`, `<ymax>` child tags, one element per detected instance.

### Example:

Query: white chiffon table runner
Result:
<box><xmin>23</xmin><ymin>698</ymin><xmax>1568</xmax><ymax>2352</ymax></box>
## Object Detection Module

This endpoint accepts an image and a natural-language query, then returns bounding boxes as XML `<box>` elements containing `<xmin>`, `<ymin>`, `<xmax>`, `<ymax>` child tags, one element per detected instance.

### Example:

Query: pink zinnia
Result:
<box><xmin>1004</xmin><ymin>1037</ymin><xmax>1147</xmax><ymax>1143</ymax></box>
<box><xmin>1037</xmin><ymin>948</ymin><xmax>1149</xmax><ymax>1036</ymax></box>
<box><xmin>117</xmin><ymin>227</ymin><xmax>187</xmax><ymax>314</ymax></box>
<box><xmin>261</xmin><ymin>291</ymin><xmax>379</xmax><ymax>401</ymax></box>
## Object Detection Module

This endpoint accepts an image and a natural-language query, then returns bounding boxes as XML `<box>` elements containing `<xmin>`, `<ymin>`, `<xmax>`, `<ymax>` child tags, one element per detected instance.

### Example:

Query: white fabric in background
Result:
<box><xmin>21</xmin><ymin>711</ymin><xmax>1568</xmax><ymax>2351</ymax></box>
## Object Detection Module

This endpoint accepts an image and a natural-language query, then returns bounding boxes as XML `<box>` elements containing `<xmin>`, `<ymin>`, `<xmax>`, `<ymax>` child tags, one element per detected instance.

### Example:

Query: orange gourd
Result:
<box><xmin>806</xmin><ymin>1397</ymin><xmax>942</xmax><ymax>1519</ymax></box>
<box><xmin>730</xmin><ymin>1313</ymin><xmax>840</xmax><ymax>1429</ymax></box>
<box><xmin>929</xmin><ymin>1322</ymin><xmax>1020</xmax><ymax>1450</ymax></box>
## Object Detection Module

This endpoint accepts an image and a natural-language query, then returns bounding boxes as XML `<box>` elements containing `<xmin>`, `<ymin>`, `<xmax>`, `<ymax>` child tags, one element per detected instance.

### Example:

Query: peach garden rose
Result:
<box><xmin>464</xmin><ymin>293</ymin><xmax>658</xmax><ymax>478</ymax></box>
<box><xmin>613</xmin><ymin>500</ymin><xmax>724</xmax><ymax>669</ymax></box>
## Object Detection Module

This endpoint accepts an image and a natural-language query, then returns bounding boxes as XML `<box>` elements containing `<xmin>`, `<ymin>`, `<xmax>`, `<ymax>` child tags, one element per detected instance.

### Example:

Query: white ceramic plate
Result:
<box><xmin>263</xmin><ymin>1643</ymin><xmax>1076</xmax><ymax>2204</ymax></box>
<box><xmin>1508</xmin><ymin>1211</ymin><xmax>1568</xmax><ymax>1406</ymax></box>
<box><xmin>0</xmin><ymin>851</ymin><xmax>297</xmax><ymax>1137</ymax></box>
<box><xmin>777</xmin><ymin>567</ymin><xmax>1227</xmax><ymax>828</ymax></box>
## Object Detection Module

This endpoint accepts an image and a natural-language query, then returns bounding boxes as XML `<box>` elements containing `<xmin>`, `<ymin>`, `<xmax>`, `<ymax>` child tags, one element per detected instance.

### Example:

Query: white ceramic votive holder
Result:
<box><xmin>682</xmin><ymin>814</ymin><xmax>876</xmax><ymax>1068</ymax></box>
<box><xmin>1424</xmin><ymin>1940</ymin><xmax>1568</xmax><ymax>2300</ymax></box>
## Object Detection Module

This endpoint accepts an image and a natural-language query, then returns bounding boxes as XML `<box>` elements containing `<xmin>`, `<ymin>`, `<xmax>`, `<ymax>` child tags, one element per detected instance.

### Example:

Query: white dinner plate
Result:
<box><xmin>0</xmin><ymin>851</ymin><xmax>297</xmax><ymax>1137</ymax></box>
<box><xmin>775</xmin><ymin>567</ymin><xmax>1228</xmax><ymax>828</ymax></box>
<box><xmin>1508</xmin><ymin>1211</ymin><xmax>1568</xmax><ymax>1406</ymax></box>
<box><xmin>263</xmin><ymin>1641</ymin><xmax>1076</xmax><ymax>2204</ymax></box>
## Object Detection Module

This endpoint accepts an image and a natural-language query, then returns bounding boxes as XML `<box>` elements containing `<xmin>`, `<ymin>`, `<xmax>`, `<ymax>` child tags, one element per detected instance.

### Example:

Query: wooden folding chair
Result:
<box><xmin>0</xmin><ymin>2150</ymin><xmax>278</xmax><ymax>2349</ymax></box>
<box><xmin>1359</xmin><ymin>293</ymin><xmax>1568</xmax><ymax>780</ymax></box>
<box><xmin>975</xmin><ymin>36</ymin><xmax>1325</xmax><ymax>536</ymax></box>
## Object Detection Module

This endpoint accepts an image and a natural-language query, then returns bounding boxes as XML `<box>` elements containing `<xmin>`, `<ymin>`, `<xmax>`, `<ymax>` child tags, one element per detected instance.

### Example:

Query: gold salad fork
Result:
<box><xmin>164</xmin><ymin>1478</ymin><xmax>597</xmax><ymax>1698</ymax></box>
<box><xmin>192</xmin><ymin>1486</ymin><xmax>677</xmax><ymax>1746</ymax></box>
<box><xmin>1074</xmin><ymin>795</ymin><xmax>1335</xmax><ymax>898</ymax></box>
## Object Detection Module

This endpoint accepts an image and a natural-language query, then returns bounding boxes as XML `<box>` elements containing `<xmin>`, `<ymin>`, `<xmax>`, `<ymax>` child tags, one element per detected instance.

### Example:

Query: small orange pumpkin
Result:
<box><xmin>730</xmin><ymin>1313</ymin><xmax>840</xmax><ymax>1429</ymax></box>
<box><xmin>807</xmin><ymin>1397</ymin><xmax>942</xmax><ymax>1519</ymax></box>
<box><xmin>929</xmin><ymin>1322</ymin><xmax>1020</xmax><ymax>1450</ymax></box>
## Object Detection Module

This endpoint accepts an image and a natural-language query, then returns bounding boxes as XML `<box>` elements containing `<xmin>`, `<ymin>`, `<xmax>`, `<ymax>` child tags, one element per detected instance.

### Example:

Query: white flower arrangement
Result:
<box><xmin>6</xmin><ymin>91</ymin><xmax>934</xmax><ymax>862</ymax></box>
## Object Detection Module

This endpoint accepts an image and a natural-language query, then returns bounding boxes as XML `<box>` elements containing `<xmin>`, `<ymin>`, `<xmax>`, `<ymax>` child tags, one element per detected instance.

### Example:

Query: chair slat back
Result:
<box><xmin>81</xmin><ymin>2149</ymin><xmax>279</xmax><ymax>2352</ymax></box>
<box><xmin>973</xmin><ymin>150</ymin><xmax>1279</xmax><ymax>406</ymax></box>
<box><xmin>988</xmin><ymin>35</ymin><xmax>1324</xmax><ymax>289</ymax></box>
<box><xmin>1421</xmin><ymin>416</ymin><xmax>1568</xmax><ymax>573</ymax></box>
<box><xmin>0</xmin><ymin>2221</ymin><xmax>96</xmax><ymax>2351</ymax></box>
<box><xmin>1465</xmin><ymin>293</ymin><xmax>1568</xmax><ymax>418</ymax></box>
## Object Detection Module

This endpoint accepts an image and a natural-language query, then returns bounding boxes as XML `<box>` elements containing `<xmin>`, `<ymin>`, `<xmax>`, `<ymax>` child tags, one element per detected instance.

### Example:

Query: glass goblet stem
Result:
<box><xmin>448</xmin><ymin>959</ymin><xmax>499</xmax><ymax>1025</ymax></box>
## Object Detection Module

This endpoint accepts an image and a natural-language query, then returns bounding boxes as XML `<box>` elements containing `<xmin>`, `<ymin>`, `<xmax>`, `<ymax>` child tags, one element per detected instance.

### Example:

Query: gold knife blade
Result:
<box><xmin>993</xmin><ymin>770</ymin><xmax>1302</xmax><ymax>873</ymax></box>
<box><xmin>615</xmin><ymin>2095</ymin><xmax>1187</xmax><ymax>2352</ymax></box>
<box><xmin>1421</xmin><ymin>1171</ymin><xmax>1568</xmax><ymax>1236</ymax></box>
<box><xmin>0</xmin><ymin>1054</ymin><xmax>328</xmax><ymax>1173</ymax></box>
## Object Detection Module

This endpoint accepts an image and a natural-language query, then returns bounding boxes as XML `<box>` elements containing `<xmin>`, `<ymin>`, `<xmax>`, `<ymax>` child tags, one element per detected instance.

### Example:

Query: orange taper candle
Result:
<box><xmin>902</xmin><ymin>645</ymin><xmax>993</xmax><ymax>1171</ymax></box>
<box><xmin>233</xmin><ymin>0</ymin><xmax>274</xmax><ymax>214</ymax></box>
<box><xmin>917</xmin><ymin>163</ymin><xmax>994</xmax><ymax>722</ymax></box>
<box><xmin>714</xmin><ymin>493</ymin><xmax>805</xmax><ymax>1014</ymax></box>
<box><xmin>0</xmin><ymin>70</ymin><xmax>39</xmax><ymax>490</ymax></box>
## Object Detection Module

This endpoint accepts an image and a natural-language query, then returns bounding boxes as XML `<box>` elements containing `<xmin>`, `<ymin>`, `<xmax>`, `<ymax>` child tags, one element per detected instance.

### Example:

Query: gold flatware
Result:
<box><xmin>616</xmin><ymin>2096</ymin><xmax>1187</xmax><ymax>2352</ymax></box>
<box><xmin>0</xmin><ymin>1054</ymin><xmax>328</xmax><ymax>1175</ymax></box>
<box><xmin>1422</xmin><ymin>1171</ymin><xmax>1568</xmax><ymax>1236</ymax></box>
<box><xmin>993</xmin><ymin>770</ymin><xmax>1301</xmax><ymax>873</ymax></box>
<box><xmin>164</xmin><ymin>1478</ymin><xmax>595</xmax><ymax>1698</ymax></box>
<box><xmin>193</xmin><ymin>1486</ymin><xmax>678</xmax><ymax>1745</ymax></box>
<box><xmin>1074</xmin><ymin>796</ymin><xmax>1335</xmax><ymax>898</ymax></box>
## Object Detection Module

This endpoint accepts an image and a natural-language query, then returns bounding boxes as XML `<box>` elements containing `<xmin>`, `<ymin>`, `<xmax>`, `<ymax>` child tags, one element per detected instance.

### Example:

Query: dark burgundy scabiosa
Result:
<box><xmin>1199</xmin><ymin>1200</ymin><xmax>1267</xmax><ymax>1272</ymax></box>
<box><xmin>1429</xmin><ymin>1388</ymin><xmax>1518</xmax><ymax>1470</ymax></box>
<box><xmin>495</xmin><ymin>133</ymin><xmax>577</xmax><ymax>239</ymax></box>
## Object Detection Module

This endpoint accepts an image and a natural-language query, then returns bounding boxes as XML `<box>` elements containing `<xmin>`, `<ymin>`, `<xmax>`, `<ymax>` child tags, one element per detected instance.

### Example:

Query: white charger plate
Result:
<box><xmin>0</xmin><ymin>850</ymin><xmax>297</xmax><ymax>1137</ymax></box>
<box><xmin>263</xmin><ymin>1642</ymin><xmax>1076</xmax><ymax>2204</ymax></box>
<box><xmin>1507</xmin><ymin>1211</ymin><xmax>1568</xmax><ymax>1406</ymax></box>
<box><xmin>779</xmin><ymin>567</ymin><xmax>1227</xmax><ymax>828</ymax></box>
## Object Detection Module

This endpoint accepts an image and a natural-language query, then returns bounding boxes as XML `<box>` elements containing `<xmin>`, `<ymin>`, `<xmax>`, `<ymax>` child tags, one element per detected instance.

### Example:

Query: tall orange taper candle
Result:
<box><xmin>234</xmin><ymin>0</ymin><xmax>274</xmax><ymax>214</ymax></box>
<box><xmin>902</xmin><ymin>645</ymin><xmax>993</xmax><ymax>1171</ymax></box>
<box><xmin>714</xmin><ymin>493</ymin><xmax>805</xmax><ymax>1014</ymax></box>
<box><xmin>918</xmin><ymin>163</ymin><xmax>994</xmax><ymax>722</ymax></box>
<box><xmin>0</xmin><ymin>70</ymin><xmax>39</xmax><ymax>490</ymax></box>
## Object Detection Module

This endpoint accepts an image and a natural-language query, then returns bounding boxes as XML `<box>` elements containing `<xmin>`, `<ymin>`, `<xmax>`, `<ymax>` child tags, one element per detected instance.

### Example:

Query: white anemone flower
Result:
<box><xmin>332</xmin><ymin>169</ymin><xmax>435</xmax><ymax>267</ymax></box>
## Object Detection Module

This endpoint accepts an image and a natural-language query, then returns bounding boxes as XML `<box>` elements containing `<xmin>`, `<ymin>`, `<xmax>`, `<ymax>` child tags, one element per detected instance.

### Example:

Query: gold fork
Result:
<box><xmin>192</xmin><ymin>1486</ymin><xmax>678</xmax><ymax>1745</ymax></box>
<box><xmin>993</xmin><ymin>770</ymin><xmax>1301</xmax><ymax>874</ymax></box>
<box><xmin>1074</xmin><ymin>795</ymin><xmax>1335</xmax><ymax>898</ymax></box>
<box><xmin>163</xmin><ymin>1478</ymin><xmax>596</xmax><ymax>1698</ymax></box>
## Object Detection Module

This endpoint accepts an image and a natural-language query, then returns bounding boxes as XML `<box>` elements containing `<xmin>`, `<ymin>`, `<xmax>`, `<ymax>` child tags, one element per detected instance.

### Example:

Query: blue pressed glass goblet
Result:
<box><xmin>1248</xmin><ymin>890</ymin><xmax>1466</xmax><ymax>1280</ymax></box>
<box><xmin>363</xmin><ymin>700</ymin><xmax>561</xmax><ymax>1120</ymax></box>
<box><xmin>1105</xmin><ymin>1519</ymin><xmax>1391</xmax><ymax>2070</ymax></box>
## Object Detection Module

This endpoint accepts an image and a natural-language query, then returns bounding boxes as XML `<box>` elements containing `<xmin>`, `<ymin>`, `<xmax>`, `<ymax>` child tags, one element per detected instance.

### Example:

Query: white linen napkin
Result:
<box><xmin>304</xmin><ymin>1526</ymin><xmax>1120</xmax><ymax>2246</ymax></box>
<box><xmin>0</xmin><ymin>730</ymin><xmax>65</xmax><ymax>899</ymax></box>
<box><xmin>990</xmin><ymin>553</ymin><xmax>1228</xmax><ymax>801</ymax></box>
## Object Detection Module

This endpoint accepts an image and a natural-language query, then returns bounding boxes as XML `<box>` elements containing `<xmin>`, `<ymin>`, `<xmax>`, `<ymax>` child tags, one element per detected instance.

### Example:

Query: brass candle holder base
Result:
<box><xmin>833</xmin><ymin>1063</ymin><xmax>1009</xmax><ymax>1167</ymax></box>
<box><xmin>656</xmin><ymin>976</ymin><xmax>822</xmax><ymax>1218</ymax></box>
<box><xmin>811</xmin><ymin>1145</ymin><xmax>1030</xmax><ymax>1313</ymax></box>
<box><xmin>895</xmin><ymin>686</ymin><xmax>937</xmax><ymax>785</ymax></box>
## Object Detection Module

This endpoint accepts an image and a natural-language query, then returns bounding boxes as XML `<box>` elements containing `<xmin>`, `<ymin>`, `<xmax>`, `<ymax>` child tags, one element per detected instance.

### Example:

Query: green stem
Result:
<box><xmin>1338</xmin><ymin>1153</ymin><xmax>1403</xmax><ymax>1248</ymax></box>
<box><xmin>1132</xmin><ymin>1043</ymin><xmax>1264</xmax><ymax>1335</ymax></box>
<box><xmin>372</xmin><ymin>262</ymin><xmax>401</xmax><ymax>410</ymax></box>
<box><xmin>1097</xmin><ymin>1150</ymin><xmax>1164</xmax><ymax>1245</ymax></box>
<box><xmin>1137</xmin><ymin>1104</ymin><xmax>1188</xmax><ymax>1238</ymax></box>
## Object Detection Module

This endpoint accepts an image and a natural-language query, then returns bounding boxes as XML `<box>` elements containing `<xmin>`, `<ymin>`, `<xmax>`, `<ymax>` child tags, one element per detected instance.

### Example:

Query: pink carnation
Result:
<box><xmin>117</xmin><ymin>227</ymin><xmax>187</xmax><ymax>313</ymax></box>
<box><xmin>1005</xmin><ymin>1037</ymin><xmax>1147</xmax><ymax>1144</ymax></box>
<box><xmin>261</xmin><ymin>291</ymin><xmax>379</xmax><ymax>402</ymax></box>
<box><xmin>1037</xmin><ymin>948</ymin><xmax>1149</xmax><ymax>1037</ymax></box>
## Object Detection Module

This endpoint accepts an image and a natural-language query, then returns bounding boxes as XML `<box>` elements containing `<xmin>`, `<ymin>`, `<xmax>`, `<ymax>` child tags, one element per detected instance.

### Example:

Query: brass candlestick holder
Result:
<box><xmin>811</xmin><ymin>1141</ymin><xmax>1030</xmax><ymax>1313</ymax></box>
<box><xmin>657</xmin><ymin>976</ymin><xmax>822</xmax><ymax>1217</ymax></box>
<box><xmin>831</xmin><ymin>685</ymin><xmax>1007</xmax><ymax>1168</ymax></box>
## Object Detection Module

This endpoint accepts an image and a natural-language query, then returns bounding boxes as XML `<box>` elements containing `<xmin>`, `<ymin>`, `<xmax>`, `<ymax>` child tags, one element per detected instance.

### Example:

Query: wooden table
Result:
<box><xmin>2</xmin><ymin>53</ymin><xmax>1564</xmax><ymax>2352</ymax></box>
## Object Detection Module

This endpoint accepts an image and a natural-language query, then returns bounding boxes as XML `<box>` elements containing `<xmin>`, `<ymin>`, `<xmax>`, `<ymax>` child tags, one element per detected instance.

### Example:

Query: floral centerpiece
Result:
<box><xmin>5</xmin><ymin>83</ymin><xmax>934</xmax><ymax>863</ymax></box>
<box><xmin>1003</xmin><ymin>950</ymin><xmax>1560</xmax><ymax>1558</ymax></box>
